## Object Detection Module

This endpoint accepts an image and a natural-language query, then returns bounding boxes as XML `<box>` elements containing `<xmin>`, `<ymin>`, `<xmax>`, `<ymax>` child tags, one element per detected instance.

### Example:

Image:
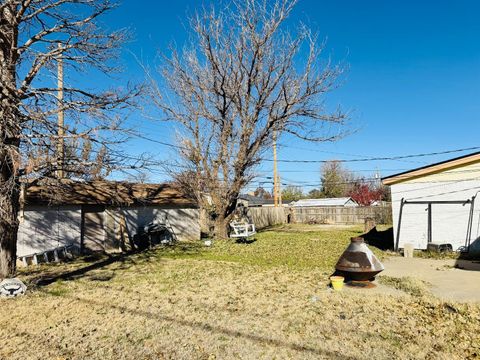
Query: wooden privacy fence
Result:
<box><xmin>200</xmin><ymin>207</ymin><xmax>287</xmax><ymax>233</ymax></box>
<box><xmin>200</xmin><ymin>205</ymin><xmax>392</xmax><ymax>234</ymax></box>
<box><xmin>292</xmin><ymin>205</ymin><xmax>392</xmax><ymax>225</ymax></box>
<box><xmin>247</xmin><ymin>207</ymin><xmax>287</xmax><ymax>229</ymax></box>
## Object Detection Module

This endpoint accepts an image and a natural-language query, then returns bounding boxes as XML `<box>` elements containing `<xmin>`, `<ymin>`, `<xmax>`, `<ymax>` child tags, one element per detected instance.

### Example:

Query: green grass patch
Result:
<box><xmin>17</xmin><ymin>224</ymin><xmax>390</xmax><ymax>279</ymax></box>
<box><xmin>201</xmin><ymin>226</ymin><xmax>356</xmax><ymax>270</ymax></box>
<box><xmin>412</xmin><ymin>249</ymin><xmax>480</xmax><ymax>261</ymax></box>
<box><xmin>16</xmin><ymin>224</ymin><xmax>393</xmax><ymax>291</ymax></box>
<box><xmin>413</xmin><ymin>250</ymin><xmax>461</xmax><ymax>260</ymax></box>
<box><xmin>200</xmin><ymin>224</ymin><xmax>390</xmax><ymax>270</ymax></box>
<box><xmin>161</xmin><ymin>224</ymin><xmax>380</xmax><ymax>271</ymax></box>
<box><xmin>379</xmin><ymin>275</ymin><xmax>431</xmax><ymax>297</ymax></box>
<box><xmin>42</xmin><ymin>280</ymin><xmax>71</xmax><ymax>297</ymax></box>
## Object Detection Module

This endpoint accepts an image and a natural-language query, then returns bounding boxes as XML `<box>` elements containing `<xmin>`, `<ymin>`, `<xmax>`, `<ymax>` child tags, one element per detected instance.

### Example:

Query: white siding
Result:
<box><xmin>17</xmin><ymin>205</ymin><xmax>82</xmax><ymax>257</ymax></box>
<box><xmin>391</xmin><ymin>179</ymin><xmax>480</xmax><ymax>252</ymax></box>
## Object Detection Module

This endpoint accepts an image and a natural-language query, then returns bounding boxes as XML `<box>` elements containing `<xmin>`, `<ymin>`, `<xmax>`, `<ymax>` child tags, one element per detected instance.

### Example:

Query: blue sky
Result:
<box><xmin>97</xmin><ymin>0</ymin><xmax>480</xmax><ymax>191</ymax></box>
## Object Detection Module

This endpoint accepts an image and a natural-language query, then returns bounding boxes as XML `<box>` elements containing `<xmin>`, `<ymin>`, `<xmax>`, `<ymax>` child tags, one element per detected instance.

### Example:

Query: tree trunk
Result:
<box><xmin>213</xmin><ymin>215</ymin><xmax>230</xmax><ymax>239</ymax></box>
<box><xmin>0</xmin><ymin>108</ymin><xmax>20</xmax><ymax>279</ymax></box>
<box><xmin>0</xmin><ymin>138</ymin><xmax>20</xmax><ymax>279</ymax></box>
<box><xmin>211</xmin><ymin>194</ymin><xmax>239</xmax><ymax>239</ymax></box>
<box><xmin>0</xmin><ymin>198</ymin><xmax>19</xmax><ymax>278</ymax></box>
<box><xmin>0</xmin><ymin>3</ymin><xmax>21</xmax><ymax>278</ymax></box>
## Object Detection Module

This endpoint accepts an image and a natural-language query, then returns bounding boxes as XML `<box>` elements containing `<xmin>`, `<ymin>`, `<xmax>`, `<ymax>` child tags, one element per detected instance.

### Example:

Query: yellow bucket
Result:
<box><xmin>330</xmin><ymin>276</ymin><xmax>344</xmax><ymax>291</ymax></box>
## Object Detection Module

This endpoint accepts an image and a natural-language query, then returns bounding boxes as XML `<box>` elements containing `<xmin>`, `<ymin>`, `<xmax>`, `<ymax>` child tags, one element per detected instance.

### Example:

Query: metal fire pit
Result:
<box><xmin>335</xmin><ymin>237</ymin><xmax>384</xmax><ymax>281</ymax></box>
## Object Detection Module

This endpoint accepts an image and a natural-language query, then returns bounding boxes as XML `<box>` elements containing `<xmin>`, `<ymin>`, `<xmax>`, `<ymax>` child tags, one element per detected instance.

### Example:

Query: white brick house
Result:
<box><xmin>382</xmin><ymin>152</ymin><xmax>480</xmax><ymax>254</ymax></box>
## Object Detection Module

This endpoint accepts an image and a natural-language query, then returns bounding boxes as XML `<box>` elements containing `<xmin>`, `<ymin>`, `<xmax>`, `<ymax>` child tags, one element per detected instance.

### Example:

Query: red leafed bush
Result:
<box><xmin>348</xmin><ymin>183</ymin><xmax>382</xmax><ymax>206</ymax></box>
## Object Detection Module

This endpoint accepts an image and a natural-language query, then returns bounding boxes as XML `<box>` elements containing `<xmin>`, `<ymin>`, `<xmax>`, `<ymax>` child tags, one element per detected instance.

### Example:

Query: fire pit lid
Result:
<box><xmin>335</xmin><ymin>237</ymin><xmax>384</xmax><ymax>273</ymax></box>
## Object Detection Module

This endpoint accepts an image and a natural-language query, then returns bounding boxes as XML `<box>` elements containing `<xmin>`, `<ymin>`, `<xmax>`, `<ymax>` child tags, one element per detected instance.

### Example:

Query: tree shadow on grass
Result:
<box><xmin>23</xmin><ymin>242</ymin><xmax>206</xmax><ymax>287</ymax></box>
<box><xmin>62</xmin><ymin>293</ymin><xmax>358</xmax><ymax>360</ymax></box>
<box><xmin>234</xmin><ymin>238</ymin><xmax>257</xmax><ymax>244</ymax></box>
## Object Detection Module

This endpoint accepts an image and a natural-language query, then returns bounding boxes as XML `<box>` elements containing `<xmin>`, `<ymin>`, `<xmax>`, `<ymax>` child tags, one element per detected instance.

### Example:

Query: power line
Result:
<box><xmin>133</xmin><ymin>133</ymin><xmax>185</xmax><ymax>150</ymax></box>
<box><xmin>276</xmin><ymin>144</ymin><xmax>425</xmax><ymax>164</ymax></box>
<box><xmin>264</xmin><ymin>146</ymin><xmax>480</xmax><ymax>163</ymax></box>
<box><xmin>392</xmin><ymin>185</ymin><xmax>480</xmax><ymax>203</ymax></box>
<box><xmin>254</xmin><ymin>168</ymin><xmax>480</xmax><ymax>186</ymax></box>
<box><xmin>250</xmin><ymin>181</ymin><xmax>480</xmax><ymax>207</ymax></box>
<box><xmin>246</xmin><ymin>175</ymin><xmax>465</xmax><ymax>193</ymax></box>
<box><xmin>137</xmin><ymin>134</ymin><xmax>480</xmax><ymax>164</ymax></box>
<box><xmin>258</xmin><ymin>168</ymin><xmax>410</xmax><ymax>173</ymax></box>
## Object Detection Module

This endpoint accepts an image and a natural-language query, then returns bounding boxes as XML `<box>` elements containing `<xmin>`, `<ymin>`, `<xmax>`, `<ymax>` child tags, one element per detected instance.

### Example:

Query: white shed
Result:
<box><xmin>17</xmin><ymin>180</ymin><xmax>200</xmax><ymax>257</ymax></box>
<box><xmin>382</xmin><ymin>152</ymin><xmax>480</xmax><ymax>254</ymax></box>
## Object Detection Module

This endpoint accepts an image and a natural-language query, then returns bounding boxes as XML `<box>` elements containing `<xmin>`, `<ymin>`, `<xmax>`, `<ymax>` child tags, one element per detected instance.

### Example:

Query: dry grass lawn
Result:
<box><xmin>1</xmin><ymin>224</ymin><xmax>479</xmax><ymax>359</ymax></box>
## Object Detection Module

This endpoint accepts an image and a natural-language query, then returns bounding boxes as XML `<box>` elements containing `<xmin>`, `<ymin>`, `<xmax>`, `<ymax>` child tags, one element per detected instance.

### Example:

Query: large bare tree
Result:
<box><xmin>0</xmin><ymin>0</ymin><xmax>140</xmax><ymax>277</ymax></box>
<box><xmin>152</xmin><ymin>0</ymin><xmax>347</xmax><ymax>238</ymax></box>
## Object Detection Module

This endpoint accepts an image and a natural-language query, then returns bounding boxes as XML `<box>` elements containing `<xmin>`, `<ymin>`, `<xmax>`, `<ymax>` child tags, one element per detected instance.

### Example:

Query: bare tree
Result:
<box><xmin>320</xmin><ymin>160</ymin><xmax>354</xmax><ymax>198</ymax></box>
<box><xmin>254</xmin><ymin>186</ymin><xmax>272</xmax><ymax>200</ymax></box>
<box><xmin>151</xmin><ymin>0</ymin><xmax>347</xmax><ymax>238</ymax></box>
<box><xmin>0</xmin><ymin>0</ymin><xmax>141</xmax><ymax>277</ymax></box>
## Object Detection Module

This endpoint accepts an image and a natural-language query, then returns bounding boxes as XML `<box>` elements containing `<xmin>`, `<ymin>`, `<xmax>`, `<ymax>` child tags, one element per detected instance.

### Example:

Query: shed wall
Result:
<box><xmin>17</xmin><ymin>204</ymin><xmax>200</xmax><ymax>257</ymax></box>
<box><xmin>122</xmin><ymin>206</ymin><xmax>200</xmax><ymax>241</ymax></box>
<box><xmin>17</xmin><ymin>205</ymin><xmax>82</xmax><ymax>257</ymax></box>
<box><xmin>391</xmin><ymin>179</ymin><xmax>480</xmax><ymax>252</ymax></box>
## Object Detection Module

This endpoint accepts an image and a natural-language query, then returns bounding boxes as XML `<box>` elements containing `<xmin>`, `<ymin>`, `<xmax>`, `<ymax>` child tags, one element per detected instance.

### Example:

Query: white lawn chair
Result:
<box><xmin>229</xmin><ymin>221</ymin><xmax>256</xmax><ymax>242</ymax></box>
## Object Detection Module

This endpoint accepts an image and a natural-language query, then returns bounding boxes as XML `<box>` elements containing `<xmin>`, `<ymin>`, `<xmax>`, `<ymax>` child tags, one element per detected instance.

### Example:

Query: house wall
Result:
<box><xmin>17</xmin><ymin>205</ymin><xmax>82</xmax><ymax>257</ymax></box>
<box><xmin>121</xmin><ymin>205</ymin><xmax>200</xmax><ymax>242</ymax></box>
<box><xmin>390</xmin><ymin>173</ymin><xmax>480</xmax><ymax>252</ymax></box>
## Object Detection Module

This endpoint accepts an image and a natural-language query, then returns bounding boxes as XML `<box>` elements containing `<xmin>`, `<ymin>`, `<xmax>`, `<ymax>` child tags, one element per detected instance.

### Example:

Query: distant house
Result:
<box><xmin>17</xmin><ymin>180</ymin><xmax>200</xmax><ymax>257</ymax></box>
<box><xmin>238</xmin><ymin>194</ymin><xmax>275</xmax><ymax>207</ymax></box>
<box><xmin>382</xmin><ymin>151</ymin><xmax>480</xmax><ymax>253</ymax></box>
<box><xmin>290</xmin><ymin>197</ymin><xmax>359</xmax><ymax>207</ymax></box>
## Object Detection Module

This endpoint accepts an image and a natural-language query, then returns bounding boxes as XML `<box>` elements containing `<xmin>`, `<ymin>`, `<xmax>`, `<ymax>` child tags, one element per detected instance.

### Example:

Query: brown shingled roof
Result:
<box><xmin>25</xmin><ymin>179</ymin><xmax>197</xmax><ymax>207</ymax></box>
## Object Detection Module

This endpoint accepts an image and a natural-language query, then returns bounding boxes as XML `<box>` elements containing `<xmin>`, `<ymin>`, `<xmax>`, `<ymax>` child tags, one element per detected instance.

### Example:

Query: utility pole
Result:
<box><xmin>57</xmin><ymin>44</ymin><xmax>64</xmax><ymax>179</ymax></box>
<box><xmin>277</xmin><ymin>174</ymin><xmax>282</xmax><ymax>206</ymax></box>
<box><xmin>273</xmin><ymin>131</ymin><xmax>281</xmax><ymax>207</ymax></box>
<box><xmin>374</xmin><ymin>166</ymin><xmax>380</xmax><ymax>184</ymax></box>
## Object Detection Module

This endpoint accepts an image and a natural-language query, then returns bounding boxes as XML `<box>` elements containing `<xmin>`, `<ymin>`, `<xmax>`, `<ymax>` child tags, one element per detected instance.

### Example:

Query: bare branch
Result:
<box><xmin>150</xmin><ymin>0</ymin><xmax>348</xmax><ymax>238</ymax></box>
<box><xmin>0</xmin><ymin>0</ymin><xmax>143</xmax><ymax>276</ymax></box>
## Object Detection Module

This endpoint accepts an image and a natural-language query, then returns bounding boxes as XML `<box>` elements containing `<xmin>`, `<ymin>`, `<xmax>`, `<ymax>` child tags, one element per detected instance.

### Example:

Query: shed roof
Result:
<box><xmin>290</xmin><ymin>197</ymin><xmax>357</xmax><ymax>207</ymax></box>
<box><xmin>25</xmin><ymin>179</ymin><xmax>197</xmax><ymax>207</ymax></box>
<box><xmin>382</xmin><ymin>151</ymin><xmax>480</xmax><ymax>185</ymax></box>
<box><xmin>238</xmin><ymin>194</ymin><xmax>275</xmax><ymax>206</ymax></box>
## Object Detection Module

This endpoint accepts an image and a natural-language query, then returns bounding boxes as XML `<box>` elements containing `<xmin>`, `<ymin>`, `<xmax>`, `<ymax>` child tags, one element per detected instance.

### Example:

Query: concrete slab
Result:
<box><xmin>380</xmin><ymin>257</ymin><xmax>480</xmax><ymax>303</ymax></box>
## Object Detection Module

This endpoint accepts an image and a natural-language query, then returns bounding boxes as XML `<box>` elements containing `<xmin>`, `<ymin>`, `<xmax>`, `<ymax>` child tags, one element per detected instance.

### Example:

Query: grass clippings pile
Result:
<box><xmin>1</xmin><ymin>225</ymin><xmax>479</xmax><ymax>359</ymax></box>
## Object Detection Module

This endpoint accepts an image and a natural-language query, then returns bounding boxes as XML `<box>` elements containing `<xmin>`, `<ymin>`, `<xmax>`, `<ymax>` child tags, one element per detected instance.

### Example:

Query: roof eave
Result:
<box><xmin>382</xmin><ymin>151</ymin><xmax>480</xmax><ymax>186</ymax></box>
